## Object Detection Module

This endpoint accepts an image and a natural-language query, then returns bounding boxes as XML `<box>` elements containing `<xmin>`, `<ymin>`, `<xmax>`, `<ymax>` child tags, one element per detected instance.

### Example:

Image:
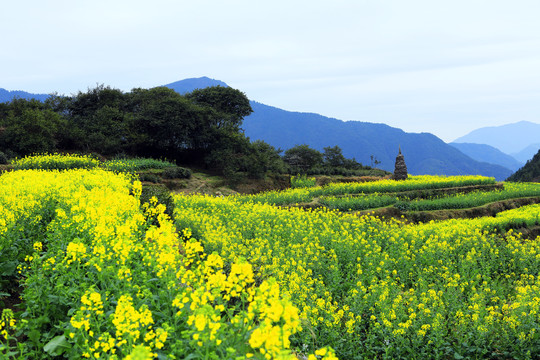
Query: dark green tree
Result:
<box><xmin>67</xmin><ymin>85</ymin><xmax>125</xmax><ymax>119</ymax></box>
<box><xmin>0</xmin><ymin>107</ymin><xmax>62</xmax><ymax>155</ymax></box>
<box><xmin>507</xmin><ymin>148</ymin><xmax>540</xmax><ymax>182</ymax></box>
<box><xmin>283</xmin><ymin>144</ymin><xmax>323</xmax><ymax>174</ymax></box>
<box><xmin>125</xmin><ymin>87</ymin><xmax>204</xmax><ymax>159</ymax></box>
<box><xmin>185</xmin><ymin>86</ymin><xmax>253</xmax><ymax>132</ymax></box>
<box><xmin>246</xmin><ymin>140</ymin><xmax>286</xmax><ymax>178</ymax></box>
<box><xmin>63</xmin><ymin>85</ymin><xmax>127</xmax><ymax>154</ymax></box>
<box><xmin>323</xmin><ymin>145</ymin><xmax>347</xmax><ymax>168</ymax></box>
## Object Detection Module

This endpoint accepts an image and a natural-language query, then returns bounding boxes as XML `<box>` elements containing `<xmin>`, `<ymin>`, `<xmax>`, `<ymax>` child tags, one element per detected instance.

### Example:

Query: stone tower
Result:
<box><xmin>392</xmin><ymin>146</ymin><xmax>408</xmax><ymax>180</ymax></box>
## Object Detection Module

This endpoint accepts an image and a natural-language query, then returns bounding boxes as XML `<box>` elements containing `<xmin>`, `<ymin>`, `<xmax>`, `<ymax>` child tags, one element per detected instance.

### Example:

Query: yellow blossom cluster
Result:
<box><xmin>0</xmin><ymin>309</ymin><xmax>16</xmax><ymax>341</ymax></box>
<box><xmin>11</xmin><ymin>153</ymin><xmax>101</xmax><ymax>170</ymax></box>
<box><xmin>1</xmin><ymin>165</ymin><xmax>310</xmax><ymax>359</ymax></box>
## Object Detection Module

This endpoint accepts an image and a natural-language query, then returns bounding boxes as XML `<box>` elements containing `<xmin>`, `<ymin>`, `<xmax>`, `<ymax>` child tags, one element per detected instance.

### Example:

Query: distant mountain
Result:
<box><xmin>241</xmin><ymin>102</ymin><xmax>512</xmax><ymax>180</ymax></box>
<box><xmin>0</xmin><ymin>88</ymin><xmax>49</xmax><ymax>102</ymax></box>
<box><xmin>453</xmin><ymin>120</ymin><xmax>540</xmax><ymax>155</ymax></box>
<box><xmin>507</xmin><ymin>148</ymin><xmax>540</xmax><ymax>182</ymax></box>
<box><xmin>511</xmin><ymin>143</ymin><xmax>540</xmax><ymax>163</ymax></box>
<box><xmin>450</xmin><ymin>142</ymin><xmax>523</xmax><ymax>171</ymax></box>
<box><xmin>163</xmin><ymin>77</ymin><xmax>229</xmax><ymax>95</ymax></box>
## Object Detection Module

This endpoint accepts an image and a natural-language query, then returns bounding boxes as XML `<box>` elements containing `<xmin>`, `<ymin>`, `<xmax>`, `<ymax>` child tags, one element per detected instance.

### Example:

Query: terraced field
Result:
<box><xmin>2</xmin><ymin>158</ymin><xmax>540</xmax><ymax>359</ymax></box>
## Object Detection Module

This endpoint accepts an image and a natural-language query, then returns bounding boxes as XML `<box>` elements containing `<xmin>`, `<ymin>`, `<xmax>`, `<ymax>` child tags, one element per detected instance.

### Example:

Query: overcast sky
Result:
<box><xmin>2</xmin><ymin>0</ymin><xmax>540</xmax><ymax>142</ymax></box>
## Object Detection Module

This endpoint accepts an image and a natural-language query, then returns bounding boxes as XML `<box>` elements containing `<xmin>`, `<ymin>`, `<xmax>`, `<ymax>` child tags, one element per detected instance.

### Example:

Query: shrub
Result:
<box><xmin>139</xmin><ymin>173</ymin><xmax>161</xmax><ymax>183</ymax></box>
<box><xmin>291</xmin><ymin>174</ymin><xmax>317</xmax><ymax>188</ymax></box>
<box><xmin>140</xmin><ymin>185</ymin><xmax>175</xmax><ymax>223</ymax></box>
<box><xmin>0</xmin><ymin>151</ymin><xmax>8</xmax><ymax>165</ymax></box>
<box><xmin>161</xmin><ymin>166</ymin><xmax>192</xmax><ymax>179</ymax></box>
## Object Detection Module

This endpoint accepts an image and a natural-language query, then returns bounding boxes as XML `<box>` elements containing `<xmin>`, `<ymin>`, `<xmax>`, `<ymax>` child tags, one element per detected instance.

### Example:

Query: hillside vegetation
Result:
<box><xmin>2</xmin><ymin>154</ymin><xmax>540</xmax><ymax>359</ymax></box>
<box><xmin>507</xmin><ymin>148</ymin><xmax>540</xmax><ymax>183</ymax></box>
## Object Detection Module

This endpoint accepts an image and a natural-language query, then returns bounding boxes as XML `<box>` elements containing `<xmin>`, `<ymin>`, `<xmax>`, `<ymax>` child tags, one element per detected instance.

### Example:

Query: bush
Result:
<box><xmin>140</xmin><ymin>185</ymin><xmax>175</xmax><ymax>223</ymax></box>
<box><xmin>291</xmin><ymin>174</ymin><xmax>317</xmax><ymax>188</ymax></box>
<box><xmin>161</xmin><ymin>166</ymin><xmax>192</xmax><ymax>179</ymax></box>
<box><xmin>0</xmin><ymin>151</ymin><xmax>8</xmax><ymax>165</ymax></box>
<box><xmin>138</xmin><ymin>173</ymin><xmax>161</xmax><ymax>183</ymax></box>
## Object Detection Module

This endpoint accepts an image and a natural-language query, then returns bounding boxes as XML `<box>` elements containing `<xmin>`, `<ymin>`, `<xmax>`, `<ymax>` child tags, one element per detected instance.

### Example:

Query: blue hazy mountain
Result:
<box><xmin>0</xmin><ymin>88</ymin><xmax>49</xmax><ymax>102</ymax></box>
<box><xmin>511</xmin><ymin>143</ymin><xmax>540</xmax><ymax>163</ymax></box>
<box><xmin>450</xmin><ymin>142</ymin><xmax>523</xmax><ymax>171</ymax></box>
<box><xmin>163</xmin><ymin>77</ymin><xmax>229</xmax><ymax>95</ymax></box>
<box><xmin>245</xmin><ymin>101</ymin><xmax>512</xmax><ymax>180</ymax></box>
<box><xmin>453</xmin><ymin>121</ymin><xmax>540</xmax><ymax>155</ymax></box>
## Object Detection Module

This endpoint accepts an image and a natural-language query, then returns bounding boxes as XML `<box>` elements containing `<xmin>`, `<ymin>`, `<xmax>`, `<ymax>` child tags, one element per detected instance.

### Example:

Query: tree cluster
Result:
<box><xmin>283</xmin><ymin>144</ymin><xmax>372</xmax><ymax>176</ymax></box>
<box><xmin>0</xmin><ymin>85</ymin><xmax>284</xmax><ymax>179</ymax></box>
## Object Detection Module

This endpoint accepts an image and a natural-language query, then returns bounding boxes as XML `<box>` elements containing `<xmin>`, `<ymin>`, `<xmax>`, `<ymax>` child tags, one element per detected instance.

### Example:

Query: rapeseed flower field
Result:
<box><xmin>175</xmin><ymin>185</ymin><xmax>540</xmax><ymax>359</ymax></box>
<box><xmin>0</xmin><ymin>168</ymin><xmax>330</xmax><ymax>359</ymax></box>
<box><xmin>2</xmin><ymin>156</ymin><xmax>540</xmax><ymax>359</ymax></box>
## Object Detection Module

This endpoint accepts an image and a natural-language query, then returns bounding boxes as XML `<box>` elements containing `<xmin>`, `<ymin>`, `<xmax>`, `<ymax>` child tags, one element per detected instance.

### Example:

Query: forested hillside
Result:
<box><xmin>507</xmin><ymin>148</ymin><xmax>540</xmax><ymax>182</ymax></box>
<box><xmin>243</xmin><ymin>102</ymin><xmax>513</xmax><ymax>180</ymax></box>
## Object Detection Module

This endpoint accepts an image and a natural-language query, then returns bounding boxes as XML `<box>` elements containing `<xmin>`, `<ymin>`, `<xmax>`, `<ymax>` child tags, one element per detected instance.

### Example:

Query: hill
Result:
<box><xmin>507</xmin><ymin>148</ymin><xmax>540</xmax><ymax>182</ymax></box>
<box><xmin>511</xmin><ymin>143</ymin><xmax>540</xmax><ymax>163</ymax></box>
<box><xmin>241</xmin><ymin>102</ymin><xmax>512</xmax><ymax>180</ymax></box>
<box><xmin>163</xmin><ymin>77</ymin><xmax>229</xmax><ymax>94</ymax></box>
<box><xmin>453</xmin><ymin>120</ymin><xmax>540</xmax><ymax>155</ymax></box>
<box><xmin>0</xmin><ymin>88</ymin><xmax>49</xmax><ymax>102</ymax></box>
<box><xmin>450</xmin><ymin>142</ymin><xmax>523</xmax><ymax>171</ymax></box>
<box><xmin>162</xmin><ymin>77</ymin><xmax>513</xmax><ymax>180</ymax></box>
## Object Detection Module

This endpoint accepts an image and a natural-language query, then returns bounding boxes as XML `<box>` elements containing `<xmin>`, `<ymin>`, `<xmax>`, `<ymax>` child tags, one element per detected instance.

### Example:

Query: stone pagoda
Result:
<box><xmin>392</xmin><ymin>146</ymin><xmax>408</xmax><ymax>180</ymax></box>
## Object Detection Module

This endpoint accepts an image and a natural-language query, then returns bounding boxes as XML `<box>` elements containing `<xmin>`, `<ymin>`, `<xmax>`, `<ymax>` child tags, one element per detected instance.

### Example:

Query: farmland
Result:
<box><xmin>2</xmin><ymin>155</ymin><xmax>540</xmax><ymax>359</ymax></box>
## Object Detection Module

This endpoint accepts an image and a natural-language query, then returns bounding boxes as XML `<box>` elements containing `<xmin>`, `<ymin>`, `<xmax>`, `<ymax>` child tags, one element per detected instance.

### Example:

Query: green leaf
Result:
<box><xmin>44</xmin><ymin>334</ymin><xmax>71</xmax><ymax>356</ymax></box>
<box><xmin>27</xmin><ymin>329</ymin><xmax>41</xmax><ymax>344</ymax></box>
<box><xmin>454</xmin><ymin>353</ymin><xmax>464</xmax><ymax>360</ymax></box>
<box><xmin>0</xmin><ymin>261</ymin><xmax>17</xmax><ymax>276</ymax></box>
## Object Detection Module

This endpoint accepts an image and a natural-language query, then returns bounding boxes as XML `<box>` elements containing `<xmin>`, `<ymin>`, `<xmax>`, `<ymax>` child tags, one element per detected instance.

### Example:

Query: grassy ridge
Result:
<box><xmin>175</xmin><ymin>185</ymin><xmax>540</xmax><ymax>359</ymax></box>
<box><xmin>320</xmin><ymin>182</ymin><xmax>540</xmax><ymax>212</ymax></box>
<box><xmin>238</xmin><ymin>175</ymin><xmax>497</xmax><ymax>206</ymax></box>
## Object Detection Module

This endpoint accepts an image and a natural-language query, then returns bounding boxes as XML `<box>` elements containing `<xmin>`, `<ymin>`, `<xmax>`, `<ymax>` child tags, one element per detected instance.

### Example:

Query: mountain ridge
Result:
<box><xmin>242</xmin><ymin>100</ymin><xmax>512</xmax><ymax>180</ymax></box>
<box><xmin>449</xmin><ymin>142</ymin><xmax>523</xmax><ymax>171</ymax></box>
<box><xmin>453</xmin><ymin>120</ymin><xmax>540</xmax><ymax>155</ymax></box>
<box><xmin>0</xmin><ymin>88</ymin><xmax>50</xmax><ymax>102</ymax></box>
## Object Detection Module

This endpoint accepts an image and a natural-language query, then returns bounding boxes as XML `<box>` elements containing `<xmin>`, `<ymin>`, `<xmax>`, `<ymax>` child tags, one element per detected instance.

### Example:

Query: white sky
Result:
<box><xmin>2</xmin><ymin>0</ymin><xmax>540</xmax><ymax>142</ymax></box>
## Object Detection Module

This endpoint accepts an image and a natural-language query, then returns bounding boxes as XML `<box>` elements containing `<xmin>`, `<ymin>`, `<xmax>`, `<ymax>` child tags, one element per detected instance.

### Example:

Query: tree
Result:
<box><xmin>126</xmin><ymin>87</ymin><xmax>204</xmax><ymax>159</ymax></box>
<box><xmin>67</xmin><ymin>84</ymin><xmax>125</xmax><ymax>119</ymax></box>
<box><xmin>323</xmin><ymin>145</ymin><xmax>347</xmax><ymax>168</ymax></box>
<box><xmin>283</xmin><ymin>144</ymin><xmax>323</xmax><ymax>174</ymax></box>
<box><xmin>185</xmin><ymin>86</ymin><xmax>252</xmax><ymax>132</ymax></box>
<box><xmin>370</xmin><ymin>155</ymin><xmax>381</xmax><ymax>168</ymax></box>
<box><xmin>0</xmin><ymin>108</ymin><xmax>62</xmax><ymax>155</ymax></box>
<box><xmin>246</xmin><ymin>140</ymin><xmax>286</xmax><ymax>178</ymax></box>
<box><xmin>56</xmin><ymin>85</ymin><xmax>129</xmax><ymax>154</ymax></box>
<box><xmin>0</xmin><ymin>98</ymin><xmax>68</xmax><ymax>156</ymax></box>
